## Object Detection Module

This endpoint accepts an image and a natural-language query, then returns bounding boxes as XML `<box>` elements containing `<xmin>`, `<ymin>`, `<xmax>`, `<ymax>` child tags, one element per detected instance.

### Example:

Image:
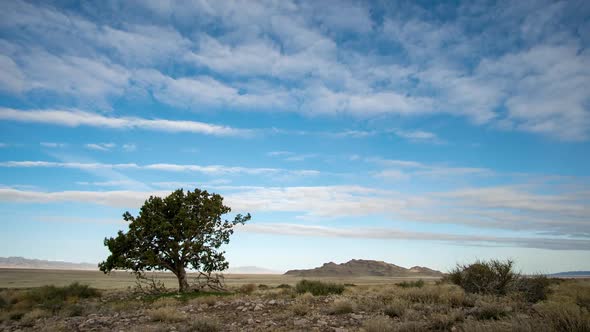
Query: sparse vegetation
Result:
<box><xmin>1</xmin><ymin>262</ymin><xmax>588</xmax><ymax>331</ymax></box>
<box><xmin>295</xmin><ymin>279</ymin><xmax>345</xmax><ymax>296</ymax></box>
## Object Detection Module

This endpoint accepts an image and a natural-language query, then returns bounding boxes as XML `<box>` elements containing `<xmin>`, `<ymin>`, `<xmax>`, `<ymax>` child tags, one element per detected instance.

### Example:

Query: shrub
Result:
<box><xmin>18</xmin><ymin>283</ymin><xmax>100</xmax><ymax>313</ymax></box>
<box><xmin>148</xmin><ymin>307</ymin><xmax>187</xmax><ymax>322</ymax></box>
<box><xmin>277</xmin><ymin>284</ymin><xmax>292</xmax><ymax>289</ymax></box>
<box><xmin>396</xmin><ymin>280</ymin><xmax>425</xmax><ymax>288</ymax></box>
<box><xmin>291</xmin><ymin>302</ymin><xmax>310</xmax><ymax>316</ymax></box>
<box><xmin>237</xmin><ymin>283</ymin><xmax>257</xmax><ymax>294</ymax></box>
<box><xmin>383</xmin><ymin>300</ymin><xmax>406</xmax><ymax>318</ymax></box>
<box><xmin>473</xmin><ymin>303</ymin><xmax>510</xmax><ymax>320</ymax></box>
<box><xmin>514</xmin><ymin>275</ymin><xmax>552</xmax><ymax>303</ymax></box>
<box><xmin>535</xmin><ymin>301</ymin><xmax>590</xmax><ymax>332</ymax></box>
<box><xmin>328</xmin><ymin>299</ymin><xmax>354</xmax><ymax>315</ymax></box>
<box><xmin>295</xmin><ymin>280</ymin><xmax>345</xmax><ymax>296</ymax></box>
<box><xmin>447</xmin><ymin>259</ymin><xmax>518</xmax><ymax>295</ymax></box>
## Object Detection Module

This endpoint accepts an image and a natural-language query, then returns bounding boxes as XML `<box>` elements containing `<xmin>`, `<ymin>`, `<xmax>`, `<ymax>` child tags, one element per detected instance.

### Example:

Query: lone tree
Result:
<box><xmin>99</xmin><ymin>188</ymin><xmax>250</xmax><ymax>292</ymax></box>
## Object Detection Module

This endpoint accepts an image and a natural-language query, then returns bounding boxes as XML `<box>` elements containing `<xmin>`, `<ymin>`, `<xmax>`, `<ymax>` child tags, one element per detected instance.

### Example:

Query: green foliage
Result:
<box><xmin>25</xmin><ymin>283</ymin><xmax>100</xmax><ymax>313</ymax></box>
<box><xmin>295</xmin><ymin>280</ymin><xmax>345</xmax><ymax>296</ymax></box>
<box><xmin>99</xmin><ymin>188</ymin><xmax>251</xmax><ymax>292</ymax></box>
<box><xmin>396</xmin><ymin>280</ymin><xmax>425</xmax><ymax>288</ymax></box>
<box><xmin>0</xmin><ymin>283</ymin><xmax>100</xmax><ymax>317</ymax></box>
<box><xmin>446</xmin><ymin>259</ymin><xmax>519</xmax><ymax>295</ymax></box>
<box><xmin>276</xmin><ymin>284</ymin><xmax>292</xmax><ymax>289</ymax></box>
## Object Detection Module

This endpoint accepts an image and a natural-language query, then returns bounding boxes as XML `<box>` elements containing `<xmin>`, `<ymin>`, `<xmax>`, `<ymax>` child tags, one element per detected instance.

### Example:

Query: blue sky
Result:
<box><xmin>0</xmin><ymin>0</ymin><xmax>589</xmax><ymax>273</ymax></box>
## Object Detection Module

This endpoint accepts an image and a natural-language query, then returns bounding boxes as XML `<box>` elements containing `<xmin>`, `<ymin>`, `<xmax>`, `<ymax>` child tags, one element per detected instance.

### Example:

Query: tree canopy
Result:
<box><xmin>99</xmin><ymin>188</ymin><xmax>250</xmax><ymax>292</ymax></box>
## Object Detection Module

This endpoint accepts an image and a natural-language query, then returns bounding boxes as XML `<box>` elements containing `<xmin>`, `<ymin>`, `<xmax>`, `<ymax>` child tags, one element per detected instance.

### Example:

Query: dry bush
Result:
<box><xmin>383</xmin><ymin>299</ymin><xmax>407</xmax><ymax>318</ymax></box>
<box><xmin>148</xmin><ymin>307</ymin><xmax>188</xmax><ymax>322</ymax></box>
<box><xmin>297</xmin><ymin>291</ymin><xmax>314</xmax><ymax>302</ymax></box>
<box><xmin>534</xmin><ymin>301</ymin><xmax>590</xmax><ymax>332</ymax></box>
<box><xmin>447</xmin><ymin>259</ymin><xmax>518</xmax><ymax>295</ymax></box>
<box><xmin>363</xmin><ymin>315</ymin><xmax>395</xmax><ymax>332</ymax></box>
<box><xmin>20</xmin><ymin>308</ymin><xmax>50</xmax><ymax>325</ymax></box>
<box><xmin>237</xmin><ymin>283</ymin><xmax>257</xmax><ymax>294</ymax></box>
<box><xmin>514</xmin><ymin>275</ymin><xmax>553</xmax><ymax>303</ymax></box>
<box><xmin>472</xmin><ymin>302</ymin><xmax>511</xmax><ymax>320</ymax></box>
<box><xmin>429</xmin><ymin>310</ymin><xmax>464</xmax><ymax>330</ymax></box>
<box><xmin>291</xmin><ymin>302</ymin><xmax>310</xmax><ymax>316</ymax></box>
<box><xmin>328</xmin><ymin>298</ymin><xmax>354</xmax><ymax>315</ymax></box>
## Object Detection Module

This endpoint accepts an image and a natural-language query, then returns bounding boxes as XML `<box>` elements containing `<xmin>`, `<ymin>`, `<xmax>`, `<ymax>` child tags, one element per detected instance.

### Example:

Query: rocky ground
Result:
<box><xmin>1</xmin><ymin>279</ymin><xmax>589</xmax><ymax>331</ymax></box>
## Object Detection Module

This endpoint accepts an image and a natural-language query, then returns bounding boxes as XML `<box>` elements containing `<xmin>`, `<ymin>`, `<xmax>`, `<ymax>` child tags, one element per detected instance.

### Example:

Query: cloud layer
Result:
<box><xmin>0</xmin><ymin>0</ymin><xmax>588</xmax><ymax>140</ymax></box>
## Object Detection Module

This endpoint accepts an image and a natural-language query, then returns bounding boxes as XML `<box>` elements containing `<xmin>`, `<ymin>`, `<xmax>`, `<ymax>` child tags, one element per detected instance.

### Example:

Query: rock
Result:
<box><xmin>333</xmin><ymin>328</ymin><xmax>348</xmax><ymax>332</ymax></box>
<box><xmin>254</xmin><ymin>304</ymin><xmax>264</xmax><ymax>311</ymax></box>
<box><xmin>294</xmin><ymin>319</ymin><xmax>309</xmax><ymax>326</ymax></box>
<box><xmin>268</xmin><ymin>300</ymin><xmax>277</xmax><ymax>305</ymax></box>
<box><xmin>247</xmin><ymin>318</ymin><xmax>255</xmax><ymax>324</ymax></box>
<box><xmin>350</xmin><ymin>314</ymin><xmax>363</xmax><ymax>320</ymax></box>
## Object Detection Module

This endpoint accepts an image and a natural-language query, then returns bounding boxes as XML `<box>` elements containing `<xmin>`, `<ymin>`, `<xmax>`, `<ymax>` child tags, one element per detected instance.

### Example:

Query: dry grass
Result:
<box><xmin>328</xmin><ymin>298</ymin><xmax>354</xmax><ymax>315</ymax></box>
<box><xmin>148</xmin><ymin>307</ymin><xmax>188</xmax><ymax>322</ymax></box>
<box><xmin>363</xmin><ymin>315</ymin><xmax>395</xmax><ymax>332</ymax></box>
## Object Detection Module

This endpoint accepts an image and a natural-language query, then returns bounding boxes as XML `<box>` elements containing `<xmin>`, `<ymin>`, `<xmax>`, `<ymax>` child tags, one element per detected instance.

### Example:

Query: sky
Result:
<box><xmin>0</xmin><ymin>0</ymin><xmax>589</xmax><ymax>274</ymax></box>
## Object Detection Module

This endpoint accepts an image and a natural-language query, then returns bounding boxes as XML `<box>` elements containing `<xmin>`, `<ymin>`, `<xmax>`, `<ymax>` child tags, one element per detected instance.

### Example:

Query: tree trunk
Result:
<box><xmin>177</xmin><ymin>267</ymin><xmax>190</xmax><ymax>293</ymax></box>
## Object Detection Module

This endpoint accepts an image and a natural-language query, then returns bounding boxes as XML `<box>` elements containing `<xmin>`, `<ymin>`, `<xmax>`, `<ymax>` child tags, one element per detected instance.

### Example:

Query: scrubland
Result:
<box><xmin>1</xmin><ymin>272</ymin><xmax>589</xmax><ymax>331</ymax></box>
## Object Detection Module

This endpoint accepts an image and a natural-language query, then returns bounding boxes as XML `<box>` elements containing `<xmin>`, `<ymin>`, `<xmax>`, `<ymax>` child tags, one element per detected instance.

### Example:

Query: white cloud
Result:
<box><xmin>85</xmin><ymin>143</ymin><xmax>116</xmax><ymax>151</ymax></box>
<box><xmin>122</xmin><ymin>144</ymin><xmax>137</xmax><ymax>152</ymax></box>
<box><xmin>0</xmin><ymin>108</ymin><xmax>252</xmax><ymax>137</ymax></box>
<box><xmin>0</xmin><ymin>181</ymin><xmax>587</xmax><ymax>239</ymax></box>
<box><xmin>240</xmin><ymin>223</ymin><xmax>590</xmax><ymax>251</ymax></box>
<box><xmin>40</xmin><ymin>142</ymin><xmax>67</xmax><ymax>148</ymax></box>
<box><xmin>0</xmin><ymin>160</ymin><xmax>320</xmax><ymax>177</ymax></box>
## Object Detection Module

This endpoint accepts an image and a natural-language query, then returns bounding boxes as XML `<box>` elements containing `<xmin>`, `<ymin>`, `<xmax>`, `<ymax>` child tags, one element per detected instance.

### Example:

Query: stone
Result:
<box><xmin>294</xmin><ymin>319</ymin><xmax>308</xmax><ymax>326</ymax></box>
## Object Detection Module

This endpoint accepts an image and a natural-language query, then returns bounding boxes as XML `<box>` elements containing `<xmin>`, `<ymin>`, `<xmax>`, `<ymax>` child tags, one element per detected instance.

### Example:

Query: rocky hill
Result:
<box><xmin>284</xmin><ymin>259</ymin><xmax>443</xmax><ymax>277</ymax></box>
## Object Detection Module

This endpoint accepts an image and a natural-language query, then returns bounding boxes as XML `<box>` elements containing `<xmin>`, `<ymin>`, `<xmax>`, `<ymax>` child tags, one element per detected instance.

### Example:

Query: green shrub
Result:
<box><xmin>446</xmin><ymin>259</ymin><xmax>518</xmax><ymax>295</ymax></box>
<box><xmin>295</xmin><ymin>280</ymin><xmax>345</xmax><ymax>296</ymax></box>
<box><xmin>277</xmin><ymin>284</ymin><xmax>292</xmax><ymax>289</ymax></box>
<box><xmin>24</xmin><ymin>283</ymin><xmax>100</xmax><ymax>313</ymax></box>
<box><xmin>396</xmin><ymin>280</ymin><xmax>425</xmax><ymax>288</ymax></box>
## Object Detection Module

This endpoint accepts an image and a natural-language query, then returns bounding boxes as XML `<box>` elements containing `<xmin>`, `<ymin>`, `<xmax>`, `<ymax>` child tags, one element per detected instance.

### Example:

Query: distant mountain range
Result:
<box><xmin>0</xmin><ymin>256</ymin><xmax>98</xmax><ymax>270</ymax></box>
<box><xmin>548</xmin><ymin>271</ymin><xmax>590</xmax><ymax>277</ymax></box>
<box><xmin>284</xmin><ymin>259</ymin><xmax>444</xmax><ymax>277</ymax></box>
<box><xmin>225</xmin><ymin>266</ymin><xmax>282</xmax><ymax>274</ymax></box>
<box><xmin>0</xmin><ymin>257</ymin><xmax>281</xmax><ymax>274</ymax></box>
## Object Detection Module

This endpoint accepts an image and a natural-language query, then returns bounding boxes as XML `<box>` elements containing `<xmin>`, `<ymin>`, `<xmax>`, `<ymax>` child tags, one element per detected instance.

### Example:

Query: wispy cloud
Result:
<box><xmin>0</xmin><ymin>160</ymin><xmax>320</xmax><ymax>177</ymax></box>
<box><xmin>0</xmin><ymin>108</ymin><xmax>252</xmax><ymax>137</ymax></box>
<box><xmin>241</xmin><ymin>223</ymin><xmax>590</xmax><ymax>251</ymax></box>
<box><xmin>40</xmin><ymin>142</ymin><xmax>67</xmax><ymax>148</ymax></box>
<box><xmin>85</xmin><ymin>143</ymin><xmax>115</xmax><ymax>151</ymax></box>
<box><xmin>0</xmin><ymin>182</ymin><xmax>587</xmax><ymax>241</ymax></box>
